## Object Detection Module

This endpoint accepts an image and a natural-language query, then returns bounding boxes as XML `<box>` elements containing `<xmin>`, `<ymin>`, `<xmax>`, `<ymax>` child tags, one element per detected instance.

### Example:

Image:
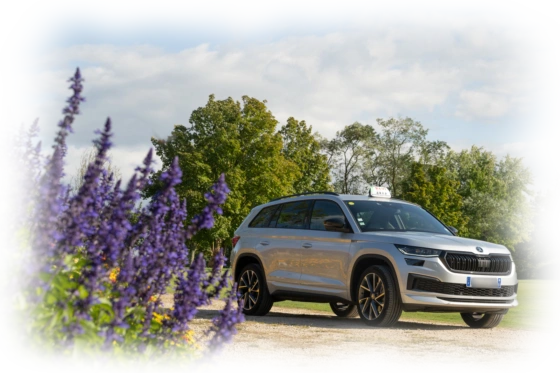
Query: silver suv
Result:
<box><xmin>230</xmin><ymin>188</ymin><xmax>518</xmax><ymax>328</ymax></box>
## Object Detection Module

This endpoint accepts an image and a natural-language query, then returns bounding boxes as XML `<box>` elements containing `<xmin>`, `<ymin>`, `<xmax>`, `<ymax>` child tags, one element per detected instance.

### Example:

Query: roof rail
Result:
<box><xmin>270</xmin><ymin>191</ymin><xmax>339</xmax><ymax>202</ymax></box>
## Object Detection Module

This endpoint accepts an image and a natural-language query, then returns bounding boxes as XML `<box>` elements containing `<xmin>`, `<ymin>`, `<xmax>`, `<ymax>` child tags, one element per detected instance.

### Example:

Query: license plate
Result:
<box><xmin>466</xmin><ymin>276</ymin><xmax>501</xmax><ymax>289</ymax></box>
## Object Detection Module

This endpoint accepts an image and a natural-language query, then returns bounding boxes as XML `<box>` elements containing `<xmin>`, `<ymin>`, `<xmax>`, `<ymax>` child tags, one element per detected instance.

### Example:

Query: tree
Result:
<box><xmin>511</xmin><ymin>192</ymin><xmax>553</xmax><ymax>279</ymax></box>
<box><xmin>445</xmin><ymin>147</ymin><xmax>533</xmax><ymax>249</ymax></box>
<box><xmin>279</xmin><ymin>117</ymin><xmax>331</xmax><ymax>193</ymax></box>
<box><xmin>323</xmin><ymin>122</ymin><xmax>377</xmax><ymax>194</ymax></box>
<box><xmin>366</xmin><ymin>117</ymin><xmax>428</xmax><ymax>198</ymax></box>
<box><xmin>418</xmin><ymin>140</ymin><xmax>450</xmax><ymax>167</ymax></box>
<box><xmin>401</xmin><ymin>162</ymin><xmax>467</xmax><ymax>232</ymax></box>
<box><xmin>70</xmin><ymin>146</ymin><xmax>122</xmax><ymax>193</ymax></box>
<box><xmin>145</xmin><ymin>95</ymin><xmax>299</xmax><ymax>259</ymax></box>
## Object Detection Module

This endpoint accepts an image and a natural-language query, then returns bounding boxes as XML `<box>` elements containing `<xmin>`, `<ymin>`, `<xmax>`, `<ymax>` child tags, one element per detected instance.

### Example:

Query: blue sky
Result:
<box><xmin>1</xmin><ymin>1</ymin><xmax>558</xmax><ymax>192</ymax></box>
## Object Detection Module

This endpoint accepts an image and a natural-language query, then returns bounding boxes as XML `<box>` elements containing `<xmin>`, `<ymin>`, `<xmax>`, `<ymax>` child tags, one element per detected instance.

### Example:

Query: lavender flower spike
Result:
<box><xmin>186</xmin><ymin>173</ymin><xmax>230</xmax><ymax>239</ymax></box>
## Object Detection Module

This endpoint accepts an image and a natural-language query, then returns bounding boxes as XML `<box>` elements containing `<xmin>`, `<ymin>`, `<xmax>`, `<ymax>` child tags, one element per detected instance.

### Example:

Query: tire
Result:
<box><xmin>356</xmin><ymin>265</ymin><xmax>402</xmax><ymax>327</ymax></box>
<box><xmin>460</xmin><ymin>312</ymin><xmax>505</xmax><ymax>328</ymax></box>
<box><xmin>236</xmin><ymin>263</ymin><xmax>273</xmax><ymax>316</ymax></box>
<box><xmin>329</xmin><ymin>302</ymin><xmax>359</xmax><ymax>318</ymax></box>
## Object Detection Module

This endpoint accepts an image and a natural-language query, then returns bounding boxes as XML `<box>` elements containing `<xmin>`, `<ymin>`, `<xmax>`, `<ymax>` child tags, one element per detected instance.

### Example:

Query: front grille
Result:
<box><xmin>410</xmin><ymin>277</ymin><xmax>516</xmax><ymax>297</ymax></box>
<box><xmin>437</xmin><ymin>297</ymin><xmax>514</xmax><ymax>304</ymax></box>
<box><xmin>444</xmin><ymin>253</ymin><xmax>512</xmax><ymax>274</ymax></box>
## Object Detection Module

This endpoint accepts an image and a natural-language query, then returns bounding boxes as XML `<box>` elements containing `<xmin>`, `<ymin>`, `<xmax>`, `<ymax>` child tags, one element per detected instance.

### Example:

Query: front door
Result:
<box><xmin>299</xmin><ymin>200</ymin><xmax>352</xmax><ymax>298</ymax></box>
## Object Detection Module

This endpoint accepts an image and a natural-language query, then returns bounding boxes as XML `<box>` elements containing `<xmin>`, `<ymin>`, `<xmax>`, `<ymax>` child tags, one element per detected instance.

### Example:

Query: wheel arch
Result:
<box><xmin>234</xmin><ymin>253</ymin><xmax>266</xmax><ymax>284</ymax></box>
<box><xmin>350</xmin><ymin>254</ymin><xmax>402</xmax><ymax>304</ymax></box>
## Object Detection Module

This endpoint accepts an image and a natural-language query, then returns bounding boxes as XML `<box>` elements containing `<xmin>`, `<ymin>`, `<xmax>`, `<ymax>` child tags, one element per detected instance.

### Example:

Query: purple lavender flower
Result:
<box><xmin>206</xmin><ymin>284</ymin><xmax>245</xmax><ymax>351</ymax></box>
<box><xmin>23</xmin><ymin>68</ymin><xmax>243</xmax><ymax>354</ymax></box>
<box><xmin>186</xmin><ymin>174</ymin><xmax>230</xmax><ymax>239</ymax></box>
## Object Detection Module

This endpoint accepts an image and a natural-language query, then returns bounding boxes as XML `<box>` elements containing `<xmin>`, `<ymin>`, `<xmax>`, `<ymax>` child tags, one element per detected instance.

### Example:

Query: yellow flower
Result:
<box><xmin>109</xmin><ymin>267</ymin><xmax>120</xmax><ymax>283</ymax></box>
<box><xmin>152</xmin><ymin>312</ymin><xmax>170</xmax><ymax>324</ymax></box>
<box><xmin>153</xmin><ymin>312</ymin><xmax>164</xmax><ymax>324</ymax></box>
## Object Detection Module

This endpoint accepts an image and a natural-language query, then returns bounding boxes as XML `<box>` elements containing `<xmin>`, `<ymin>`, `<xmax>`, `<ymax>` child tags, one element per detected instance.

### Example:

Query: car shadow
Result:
<box><xmin>193</xmin><ymin>308</ymin><xmax>465</xmax><ymax>331</ymax></box>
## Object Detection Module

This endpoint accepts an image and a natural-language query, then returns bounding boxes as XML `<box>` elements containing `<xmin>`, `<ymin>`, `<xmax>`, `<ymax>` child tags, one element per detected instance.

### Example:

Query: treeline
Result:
<box><xmin>144</xmin><ymin>95</ymin><xmax>541</xmax><ymax>278</ymax></box>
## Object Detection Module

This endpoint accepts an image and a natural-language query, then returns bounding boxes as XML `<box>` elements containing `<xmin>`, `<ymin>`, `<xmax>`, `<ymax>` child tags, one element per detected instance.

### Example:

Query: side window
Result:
<box><xmin>268</xmin><ymin>205</ymin><xmax>282</xmax><ymax>227</ymax></box>
<box><xmin>248</xmin><ymin>205</ymin><xmax>278</xmax><ymax>228</ymax></box>
<box><xmin>310</xmin><ymin>200</ymin><xmax>346</xmax><ymax>231</ymax></box>
<box><xmin>274</xmin><ymin>201</ymin><xmax>311</xmax><ymax>229</ymax></box>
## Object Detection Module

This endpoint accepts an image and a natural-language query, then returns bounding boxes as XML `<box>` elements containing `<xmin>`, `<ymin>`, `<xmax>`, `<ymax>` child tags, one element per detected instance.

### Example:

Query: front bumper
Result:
<box><xmin>398</xmin><ymin>256</ymin><xmax>518</xmax><ymax>313</ymax></box>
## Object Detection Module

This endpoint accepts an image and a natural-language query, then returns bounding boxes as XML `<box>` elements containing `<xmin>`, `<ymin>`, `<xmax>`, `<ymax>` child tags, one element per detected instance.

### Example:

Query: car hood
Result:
<box><xmin>355</xmin><ymin>231</ymin><xmax>510</xmax><ymax>255</ymax></box>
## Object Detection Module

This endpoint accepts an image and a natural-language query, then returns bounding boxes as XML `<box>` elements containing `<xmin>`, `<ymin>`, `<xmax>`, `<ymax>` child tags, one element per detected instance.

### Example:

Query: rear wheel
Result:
<box><xmin>460</xmin><ymin>312</ymin><xmax>505</xmax><ymax>328</ymax></box>
<box><xmin>237</xmin><ymin>263</ymin><xmax>273</xmax><ymax>316</ymax></box>
<box><xmin>329</xmin><ymin>302</ymin><xmax>358</xmax><ymax>318</ymax></box>
<box><xmin>356</xmin><ymin>265</ymin><xmax>402</xmax><ymax>327</ymax></box>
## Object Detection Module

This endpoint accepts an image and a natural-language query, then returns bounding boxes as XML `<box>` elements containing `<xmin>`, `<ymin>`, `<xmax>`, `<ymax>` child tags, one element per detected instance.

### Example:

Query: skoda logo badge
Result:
<box><xmin>476</xmin><ymin>247</ymin><xmax>483</xmax><ymax>253</ymax></box>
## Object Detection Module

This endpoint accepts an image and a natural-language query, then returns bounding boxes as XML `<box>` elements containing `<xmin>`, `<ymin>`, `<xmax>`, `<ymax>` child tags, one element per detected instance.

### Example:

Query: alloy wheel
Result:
<box><xmin>238</xmin><ymin>269</ymin><xmax>260</xmax><ymax>311</ymax></box>
<box><xmin>358</xmin><ymin>272</ymin><xmax>386</xmax><ymax>320</ymax></box>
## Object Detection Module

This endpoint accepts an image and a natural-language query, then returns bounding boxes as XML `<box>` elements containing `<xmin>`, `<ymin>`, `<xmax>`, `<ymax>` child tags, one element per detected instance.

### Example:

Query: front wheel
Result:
<box><xmin>236</xmin><ymin>263</ymin><xmax>273</xmax><ymax>316</ymax></box>
<box><xmin>329</xmin><ymin>302</ymin><xmax>358</xmax><ymax>318</ymax></box>
<box><xmin>460</xmin><ymin>312</ymin><xmax>505</xmax><ymax>328</ymax></box>
<box><xmin>356</xmin><ymin>265</ymin><xmax>402</xmax><ymax>327</ymax></box>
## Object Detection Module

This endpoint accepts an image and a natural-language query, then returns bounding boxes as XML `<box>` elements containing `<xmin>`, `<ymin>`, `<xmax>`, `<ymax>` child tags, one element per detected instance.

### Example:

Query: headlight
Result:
<box><xmin>395</xmin><ymin>244</ymin><xmax>442</xmax><ymax>257</ymax></box>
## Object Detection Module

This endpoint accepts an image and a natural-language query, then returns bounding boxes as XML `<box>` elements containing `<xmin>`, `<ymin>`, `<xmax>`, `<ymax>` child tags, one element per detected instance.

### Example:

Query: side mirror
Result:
<box><xmin>324</xmin><ymin>218</ymin><xmax>351</xmax><ymax>233</ymax></box>
<box><xmin>447</xmin><ymin>226</ymin><xmax>458</xmax><ymax>236</ymax></box>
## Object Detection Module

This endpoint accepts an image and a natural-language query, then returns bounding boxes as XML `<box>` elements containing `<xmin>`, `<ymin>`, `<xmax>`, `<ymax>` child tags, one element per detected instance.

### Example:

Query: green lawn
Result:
<box><xmin>273</xmin><ymin>279</ymin><xmax>548</xmax><ymax>329</ymax></box>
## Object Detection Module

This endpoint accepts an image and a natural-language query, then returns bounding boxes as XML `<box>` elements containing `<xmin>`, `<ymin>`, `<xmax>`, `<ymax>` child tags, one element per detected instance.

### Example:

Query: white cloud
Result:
<box><xmin>2</xmin><ymin>8</ymin><xmax>560</xmax><ymax>189</ymax></box>
<box><xmin>211</xmin><ymin>0</ymin><xmax>268</xmax><ymax>21</ymax></box>
<box><xmin>456</xmin><ymin>89</ymin><xmax>511</xmax><ymax>119</ymax></box>
<box><xmin>64</xmin><ymin>144</ymin><xmax>161</xmax><ymax>187</ymax></box>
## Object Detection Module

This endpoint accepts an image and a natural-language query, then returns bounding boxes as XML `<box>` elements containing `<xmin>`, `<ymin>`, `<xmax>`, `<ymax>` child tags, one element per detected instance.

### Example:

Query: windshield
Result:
<box><xmin>345</xmin><ymin>200</ymin><xmax>452</xmax><ymax>235</ymax></box>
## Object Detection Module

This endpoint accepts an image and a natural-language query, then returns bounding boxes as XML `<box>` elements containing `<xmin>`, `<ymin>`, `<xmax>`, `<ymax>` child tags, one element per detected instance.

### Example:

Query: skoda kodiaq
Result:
<box><xmin>230</xmin><ymin>188</ymin><xmax>517</xmax><ymax>328</ymax></box>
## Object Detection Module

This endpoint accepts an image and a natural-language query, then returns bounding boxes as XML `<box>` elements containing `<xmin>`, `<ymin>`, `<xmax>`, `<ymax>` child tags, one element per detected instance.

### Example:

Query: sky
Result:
<box><xmin>0</xmin><ymin>0</ymin><xmax>560</xmax><ymax>190</ymax></box>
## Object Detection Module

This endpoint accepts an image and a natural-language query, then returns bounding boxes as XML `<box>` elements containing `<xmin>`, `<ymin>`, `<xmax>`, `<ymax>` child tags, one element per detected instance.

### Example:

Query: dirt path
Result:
<box><xmin>161</xmin><ymin>296</ymin><xmax>554</xmax><ymax>373</ymax></box>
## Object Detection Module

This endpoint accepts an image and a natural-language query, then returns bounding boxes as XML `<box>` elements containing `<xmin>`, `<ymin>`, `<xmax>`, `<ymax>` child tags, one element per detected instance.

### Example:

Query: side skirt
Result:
<box><xmin>271</xmin><ymin>290</ymin><xmax>354</xmax><ymax>305</ymax></box>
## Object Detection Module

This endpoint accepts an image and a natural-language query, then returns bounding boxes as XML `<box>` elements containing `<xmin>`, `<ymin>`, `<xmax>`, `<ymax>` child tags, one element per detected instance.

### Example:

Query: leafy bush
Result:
<box><xmin>19</xmin><ymin>68</ymin><xmax>243</xmax><ymax>357</ymax></box>
<box><xmin>536</xmin><ymin>257</ymin><xmax>560</xmax><ymax>280</ymax></box>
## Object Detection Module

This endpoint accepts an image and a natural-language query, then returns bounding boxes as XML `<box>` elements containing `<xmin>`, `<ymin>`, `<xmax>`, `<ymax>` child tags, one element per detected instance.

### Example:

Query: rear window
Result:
<box><xmin>248</xmin><ymin>205</ymin><xmax>278</xmax><ymax>228</ymax></box>
<box><xmin>274</xmin><ymin>201</ymin><xmax>311</xmax><ymax>229</ymax></box>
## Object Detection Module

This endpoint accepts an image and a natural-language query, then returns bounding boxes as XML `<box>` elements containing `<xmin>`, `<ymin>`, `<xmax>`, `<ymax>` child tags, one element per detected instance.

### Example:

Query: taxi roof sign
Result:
<box><xmin>369</xmin><ymin>186</ymin><xmax>391</xmax><ymax>198</ymax></box>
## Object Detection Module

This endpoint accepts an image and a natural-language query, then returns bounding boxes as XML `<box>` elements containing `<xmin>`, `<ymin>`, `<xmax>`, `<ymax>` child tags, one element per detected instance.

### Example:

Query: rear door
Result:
<box><xmin>299</xmin><ymin>200</ymin><xmax>352</xmax><ymax>298</ymax></box>
<box><xmin>258</xmin><ymin>200</ymin><xmax>312</xmax><ymax>292</ymax></box>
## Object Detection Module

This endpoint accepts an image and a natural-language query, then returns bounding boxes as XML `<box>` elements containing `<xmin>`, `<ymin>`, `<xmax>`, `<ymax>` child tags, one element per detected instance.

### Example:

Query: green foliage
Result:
<box><xmin>535</xmin><ymin>257</ymin><xmax>560</xmax><ymax>280</ymax></box>
<box><xmin>0</xmin><ymin>228</ymin><xmax>206</xmax><ymax>373</ymax></box>
<box><xmin>279</xmin><ymin>117</ymin><xmax>331</xmax><ymax>193</ymax></box>
<box><xmin>445</xmin><ymin>147</ymin><xmax>533</xmax><ymax>249</ymax></box>
<box><xmin>323</xmin><ymin>122</ymin><xmax>377</xmax><ymax>194</ymax></box>
<box><xmin>401</xmin><ymin>162</ymin><xmax>467</xmax><ymax>232</ymax></box>
<box><xmin>368</xmin><ymin>117</ymin><xmax>429</xmax><ymax>198</ymax></box>
<box><xmin>510</xmin><ymin>192</ymin><xmax>555</xmax><ymax>279</ymax></box>
<box><xmin>149</xmin><ymin>101</ymin><xmax>535</xmax><ymax>271</ymax></box>
<box><xmin>146</xmin><ymin>95</ymin><xmax>300</xmax><ymax>258</ymax></box>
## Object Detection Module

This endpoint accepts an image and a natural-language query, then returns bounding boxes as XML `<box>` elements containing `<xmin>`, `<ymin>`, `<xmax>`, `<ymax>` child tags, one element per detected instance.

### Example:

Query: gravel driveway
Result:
<box><xmin>161</xmin><ymin>296</ymin><xmax>555</xmax><ymax>373</ymax></box>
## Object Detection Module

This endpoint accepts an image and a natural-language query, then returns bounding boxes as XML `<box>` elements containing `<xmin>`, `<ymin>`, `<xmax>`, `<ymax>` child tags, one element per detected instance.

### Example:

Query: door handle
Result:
<box><xmin>260</xmin><ymin>241</ymin><xmax>270</xmax><ymax>246</ymax></box>
<box><xmin>302</xmin><ymin>243</ymin><xmax>312</xmax><ymax>248</ymax></box>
